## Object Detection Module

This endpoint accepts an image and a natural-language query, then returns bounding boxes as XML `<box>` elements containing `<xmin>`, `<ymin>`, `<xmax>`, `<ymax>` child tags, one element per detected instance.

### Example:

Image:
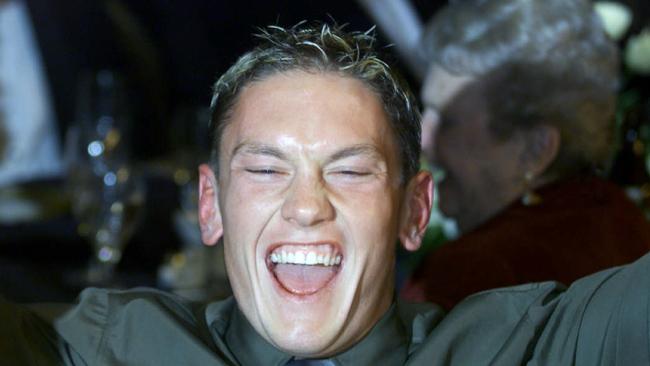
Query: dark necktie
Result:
<box><xmin>285</xmin><ymin>358</ymin><xmax>337</xmax><ymax>366</ymax></box>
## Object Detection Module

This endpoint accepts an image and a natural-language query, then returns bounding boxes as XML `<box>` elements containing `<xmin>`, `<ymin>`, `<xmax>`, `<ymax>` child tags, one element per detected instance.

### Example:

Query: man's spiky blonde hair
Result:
<box><xmin>209</xmin><ymin>22</ymin><xmax>420</xmax><ymax>182</ymax></box>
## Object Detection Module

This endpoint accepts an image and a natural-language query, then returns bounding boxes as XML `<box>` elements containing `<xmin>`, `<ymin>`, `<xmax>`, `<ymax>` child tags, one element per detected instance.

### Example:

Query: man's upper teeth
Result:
<box><xmin>270</xmin><ymin>250</ymin><xmax>342</xmax><ymax>266</ymax></box>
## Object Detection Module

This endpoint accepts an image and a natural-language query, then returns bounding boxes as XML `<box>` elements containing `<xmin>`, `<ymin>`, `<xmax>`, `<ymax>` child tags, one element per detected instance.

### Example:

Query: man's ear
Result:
<box><xmin>198</xmin><ymin>164</ymin><xmax>224</xmax><ymax>246</ymax></box>
<box><xmin>522</xmin><ymin>124</ymin><xmax>560</xmax><ymax>177</ymax></box>
<box><xmin>399</xmin><ymin>171</ymin><xmax>434</xmax><ymax>252</ymax></box>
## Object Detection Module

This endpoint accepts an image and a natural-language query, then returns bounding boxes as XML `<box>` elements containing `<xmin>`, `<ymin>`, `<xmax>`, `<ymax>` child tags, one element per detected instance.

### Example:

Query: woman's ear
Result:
<box><xmin>198</xmin><ymin>164</ymin><xmax>224</xmax><ymax>246</ymax></box>
<box><xmin>399</xmin><ymin>171</ymin><xmax>434</xmax><ymax>252</ymax></box>
<box><xmin>522</xmin><ymin>124</ymin><xmax>561</xmax><ymax>177</ymax></box>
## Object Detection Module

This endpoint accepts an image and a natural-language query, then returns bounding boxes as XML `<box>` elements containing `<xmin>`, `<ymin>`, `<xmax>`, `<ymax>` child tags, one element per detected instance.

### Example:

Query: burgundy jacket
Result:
<box><xmin>401</xmin><ymin>177</ymin><xmax>650</xmax><ymax>310</ymax></box>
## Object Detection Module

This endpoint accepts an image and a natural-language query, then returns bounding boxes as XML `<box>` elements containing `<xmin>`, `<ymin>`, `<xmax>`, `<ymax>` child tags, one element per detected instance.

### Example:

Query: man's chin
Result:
<box><xmin>249</xmin><ymin>246</ymin><xmax>358</xmax><ymax>357</ymax></box>
<box><xmin>269</xmin><ymin>324</ymin><xmax>342</xmax><ymax>358</ymax></box>
<box><xmin>256</xmin><ymin>276</ymin><xmax>353</xmax><ymax>357</ymax></box>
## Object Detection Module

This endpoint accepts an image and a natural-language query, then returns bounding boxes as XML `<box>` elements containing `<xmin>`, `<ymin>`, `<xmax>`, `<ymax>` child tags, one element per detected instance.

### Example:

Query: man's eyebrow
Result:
<box><xmin>325</xmin><ymin>144</ymin><xmax>384</xmax><ymax>164</ymax></box>
<box><xmin>231</xmin><ymin>142</ymin><xmax>288</xmax><ymax>160</ymax></box>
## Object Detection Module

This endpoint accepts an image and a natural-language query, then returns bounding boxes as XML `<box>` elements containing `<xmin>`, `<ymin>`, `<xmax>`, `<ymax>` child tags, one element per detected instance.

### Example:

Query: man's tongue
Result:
<box><xmin>273</xmin><ymin>264</ymin><xmax>337</xmax><ymax>295</ymax></box>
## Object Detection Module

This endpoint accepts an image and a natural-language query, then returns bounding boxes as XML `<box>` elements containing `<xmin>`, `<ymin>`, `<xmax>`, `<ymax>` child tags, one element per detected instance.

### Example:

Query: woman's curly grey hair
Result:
<box><xmin>209</xmin><ymin>22</ymin><xmax>421</xmax><ymax>182</ymax></box>
<box><xmin>424</xmin><ymin>0</ymin><xmax>618</xmax><ymax>91</ymax></box>
<box><xmin>423</xmin><ymin>0</ymin><xmax>620</xmax><ymax>178</ymax></box>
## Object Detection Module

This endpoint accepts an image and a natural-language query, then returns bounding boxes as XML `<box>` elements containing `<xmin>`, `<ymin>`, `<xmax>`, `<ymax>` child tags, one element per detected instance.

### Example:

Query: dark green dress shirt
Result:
<box><xmin>2</xmin><ymin>251</ymin><xmax>650</xmax><ymax>365</ymax></box>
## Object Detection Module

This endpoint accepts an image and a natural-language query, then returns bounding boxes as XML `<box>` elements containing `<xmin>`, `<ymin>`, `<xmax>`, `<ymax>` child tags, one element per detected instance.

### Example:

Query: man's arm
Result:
<box><xmin>533</xmin><ymin>250</ymin><xmax>650</xmax><ymax>365</ymax></box>
<box><xmin>407</xmin><ymin>251</ymin><xmax>650</xmax><ymax>365</ymax></box>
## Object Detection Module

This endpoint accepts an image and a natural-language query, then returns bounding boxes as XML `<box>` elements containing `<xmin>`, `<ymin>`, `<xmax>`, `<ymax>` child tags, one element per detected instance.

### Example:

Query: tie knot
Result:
<box><xmin>285</xmin><ymin>358</ymin><xmax>336</xmax><ymax>366</ymax></box>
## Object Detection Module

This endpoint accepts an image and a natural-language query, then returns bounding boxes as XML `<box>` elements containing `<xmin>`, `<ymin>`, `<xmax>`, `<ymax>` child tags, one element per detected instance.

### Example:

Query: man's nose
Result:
<box><xmin>281</xmin><ymin>173</ymin><xmax>335</xmax><ymax>227</ymax></box>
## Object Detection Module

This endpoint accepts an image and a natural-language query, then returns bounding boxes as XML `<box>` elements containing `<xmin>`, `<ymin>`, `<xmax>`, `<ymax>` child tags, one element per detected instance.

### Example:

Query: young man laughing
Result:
<box><xmin>195</xmin><ymin>23</ymin><xmax>431</xmax><ymax>360</ymax></box>
<box><xmin>2</xmin><ymin>22</ymin><xmax>650</xmax><ymax>365</ymax></box>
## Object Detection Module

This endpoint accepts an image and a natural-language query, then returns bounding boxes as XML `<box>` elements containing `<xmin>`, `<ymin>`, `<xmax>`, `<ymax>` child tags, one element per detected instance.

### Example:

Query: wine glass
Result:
<box><xmin>71</xmin><ymin>165</ymin><xmax>144</xmax><ymax>285</ymax></box>
<box><xmin>157</xmin><ymin>106</ymin><xmax>231</xmax><ymax>301</ymax></box>
<box><xmin>66</xmin><ymin>70</ymin><xmax>145</xmax><ymax>286</ymax></box>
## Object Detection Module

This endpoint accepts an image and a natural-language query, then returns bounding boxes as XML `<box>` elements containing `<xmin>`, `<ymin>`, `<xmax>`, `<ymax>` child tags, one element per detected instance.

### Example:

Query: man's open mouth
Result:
<box><xmin>267</xmin><ymin>243</ymin><xmax>342</xmax><ymax>296</ymax></box>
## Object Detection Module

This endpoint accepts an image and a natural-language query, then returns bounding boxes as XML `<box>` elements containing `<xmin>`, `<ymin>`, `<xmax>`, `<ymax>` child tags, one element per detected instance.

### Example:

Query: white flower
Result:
<box><xmin>594</xmin><ymin>1</ymin><xmax>632</xmax><ymax>41</ymax></box>
<box><xmin>625</xmin><ymin>28</ymin><xmax>650</xmax><ymax>75</ymax></box>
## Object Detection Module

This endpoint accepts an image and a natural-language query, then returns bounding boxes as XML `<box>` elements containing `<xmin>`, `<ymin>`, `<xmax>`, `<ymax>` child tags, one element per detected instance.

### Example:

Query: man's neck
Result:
<box><xmin>213</xmin><ymin>300</ymin><xmax>419</xmax><ymax>366</ymax></box>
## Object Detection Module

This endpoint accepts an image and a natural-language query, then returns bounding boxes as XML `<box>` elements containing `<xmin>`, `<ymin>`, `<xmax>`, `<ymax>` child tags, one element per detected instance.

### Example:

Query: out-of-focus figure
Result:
<box><xmin>0</xmin><ymin>0</ymin><xmax>63</xmax><ymax>186</ymax></box>
<box><xmin>356</xmin><ymin>0</ymin><xmax>428</xmax><ymax>78</ymax></box>
<box><xmin>399</xmin><ymin>0</ymin><xmax>650</xmax><ymax>310</ymax></box>
<box><xmin>0</xmin><ymin>0</ymin><xmax>172</xmax><ymax>190</ymax></box>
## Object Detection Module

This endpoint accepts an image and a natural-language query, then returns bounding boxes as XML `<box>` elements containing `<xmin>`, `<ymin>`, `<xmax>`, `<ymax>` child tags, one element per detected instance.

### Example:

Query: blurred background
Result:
<box><xmin>0</xmin><ymin>0</ymin><xmax>648</xmax><ymax>303</ymax></box>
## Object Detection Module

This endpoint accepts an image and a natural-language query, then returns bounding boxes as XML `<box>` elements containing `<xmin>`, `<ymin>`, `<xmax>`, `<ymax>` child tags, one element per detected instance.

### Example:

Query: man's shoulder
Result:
<box><xmin>66</xmin><ymin>287</ymin><xmax>235</xmax><ymax>320</ymax></box>
<box><xmin>56</xmin><ymin>287</ymin><xmax>194</xmax><ymax>327</ymax></box>
<box><xmin>405</xmin><ymin>280</ymin><xmax>571</xmax><ymax>365</ymax></box>
<box><xmin>407</xmin><ymin>253</ymin><xmax>650</xmax><ymax>365</ymax></box>
<box><xmin>77</xmin><ymin>286</ymin><xmax>194</xmax><ymax>311</ymax></box>
<box><xmin>59</xmin><ymin>287</ymin><xmax>239</xmax><ymax>332</ymax></box>
<box><xmin>54</xmin><ymin>288</ymin><xmax>235</xmax><ymax>365</ymax></box>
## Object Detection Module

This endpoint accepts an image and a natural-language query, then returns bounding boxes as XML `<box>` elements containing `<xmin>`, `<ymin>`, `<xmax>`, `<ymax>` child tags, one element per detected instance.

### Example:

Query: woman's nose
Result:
<box><xmin>421</xmin><ymin>108</ymin><xmax>440</xmax><ymax>161</ymax></box>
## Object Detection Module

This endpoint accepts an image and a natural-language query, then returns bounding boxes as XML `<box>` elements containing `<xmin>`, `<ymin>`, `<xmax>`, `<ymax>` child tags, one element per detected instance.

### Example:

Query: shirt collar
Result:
<box><xmin>209</xmin><ymin>299</ymin><xmax>411</xmax><ymax>366</ymax></box>
<box><xmin>332</xmin><ymin>303</ymin><xmax>410</xmax><ymax>365</ymax></box>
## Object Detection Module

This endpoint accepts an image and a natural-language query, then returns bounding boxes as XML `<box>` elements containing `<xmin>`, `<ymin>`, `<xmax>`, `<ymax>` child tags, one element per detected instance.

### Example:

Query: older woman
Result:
<box><xmin>402</xmin><ymin>0</ymin><xmax>650</xmax><ymax>310</ymax></box>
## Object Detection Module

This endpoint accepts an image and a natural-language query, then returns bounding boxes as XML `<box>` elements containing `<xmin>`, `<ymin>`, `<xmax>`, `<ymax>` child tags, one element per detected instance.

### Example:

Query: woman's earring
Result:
<box><xmin>521</xmin><ymin>171</ymin><xmax>542</xmax><ymax>206</ymax></box>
